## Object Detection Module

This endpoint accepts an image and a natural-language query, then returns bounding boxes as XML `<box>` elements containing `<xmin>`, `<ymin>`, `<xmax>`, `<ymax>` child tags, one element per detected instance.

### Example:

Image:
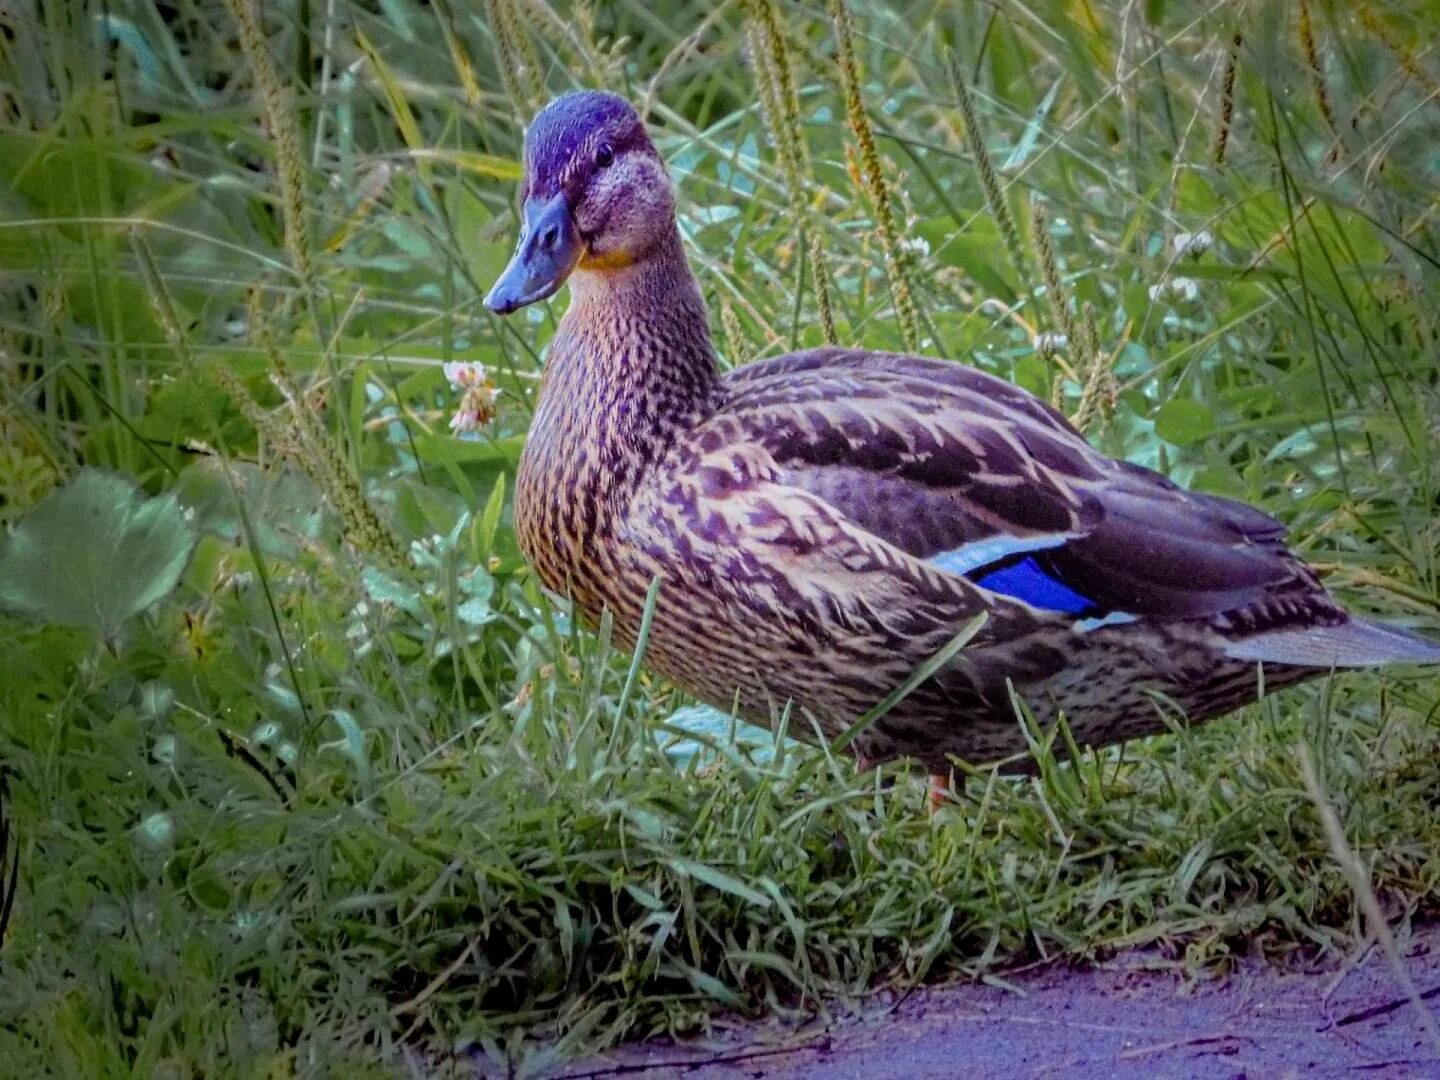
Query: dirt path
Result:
<box><xmin>552</xmin><ymin>924</ymin><xmax>1440</xmax><ymax>1079</ymax></box>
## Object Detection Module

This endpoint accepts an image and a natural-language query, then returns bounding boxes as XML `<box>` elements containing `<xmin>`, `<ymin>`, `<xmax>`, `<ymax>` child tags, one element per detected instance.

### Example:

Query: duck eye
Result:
<box><xmin>595</xmin><ymin>143</ymin><xmax>614</xmax><ymax>168</ymax></box>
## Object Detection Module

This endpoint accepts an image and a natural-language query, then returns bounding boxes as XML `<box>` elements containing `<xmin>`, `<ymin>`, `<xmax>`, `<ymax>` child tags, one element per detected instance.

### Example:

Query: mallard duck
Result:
<box><xmin>484</xmin><ymin>90</ymin><xmax>1440</xmax><ymax>793</ymax></box>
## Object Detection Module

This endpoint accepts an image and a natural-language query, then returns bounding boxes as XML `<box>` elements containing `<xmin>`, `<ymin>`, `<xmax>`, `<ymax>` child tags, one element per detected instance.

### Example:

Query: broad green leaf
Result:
<box><xmin>363</xmin><ymin>566</ymin><xmax>428</xmax><ymax>621</ymax></box>
<box><xmin>391</xmin><ymin>478</ymin><xmax>469</xmax><ymax>540</ymax></box>
<box><xmin>0</xmin><ymin>468</ymin><xmax>197</xmax><ymax>643</ymax></box>
<box><xmin>455</xmin><ymin>596</ymin><xmax>496</xmax><ymax>625</ymax></box>
<box><xmin>174</xmin><ymin>459</ymin><xmax>326</xmax><ymax>561</ymax></box>
<box><xmin>1013</xmin><ymin>353</ymin><xmax>1052</xmax><ymax>400</ymax></box>
<box><xmin>1153</xmin><ymin>399</ymin><xmax>1216</xmax><ymax>446</ymax></box>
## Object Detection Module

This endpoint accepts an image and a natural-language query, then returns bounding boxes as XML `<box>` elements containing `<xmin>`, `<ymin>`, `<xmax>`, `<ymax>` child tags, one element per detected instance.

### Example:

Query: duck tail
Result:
<box><xmin>1224</xmin><ymin>617</ymin><xmax>1440</xmax><ymax>668</ymax></box>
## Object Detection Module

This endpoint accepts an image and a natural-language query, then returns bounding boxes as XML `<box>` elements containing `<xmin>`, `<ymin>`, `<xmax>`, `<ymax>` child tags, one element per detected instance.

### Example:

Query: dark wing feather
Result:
<box><xmin>1035</xmin><ymin>464</ymin><xmax>1297</xmax><ymax>616</ymax></box>
<box><xmin>721</xmin><ymin>347</ymin><xmax>1312</xmax><ymax>621</ymax></box>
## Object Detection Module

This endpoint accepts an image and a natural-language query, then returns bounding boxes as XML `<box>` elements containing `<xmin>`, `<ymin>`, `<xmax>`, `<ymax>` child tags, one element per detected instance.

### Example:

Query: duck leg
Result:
<box><xmin>860</xmin><ymin>756</ymin><xmax>954</xmax><ymax>813</ymax></box>
<box><xmin>927</xmin><ymin>769</ymin><xmax>953</xmax><ymax>814</ymax></box>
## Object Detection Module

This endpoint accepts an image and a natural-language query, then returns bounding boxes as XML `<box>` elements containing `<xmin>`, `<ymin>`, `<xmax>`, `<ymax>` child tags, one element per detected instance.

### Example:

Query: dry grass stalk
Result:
<box><xmin>808</xmin><ymin>231</ymin><xmax>838</xmax><ymax>345</ymax></box>
<box><xmin>129</xmin><ymin>230</ymin><xmax>192</xmax><ymax>368</ymax></box>
<box><xmin>743</xmin><ymin>0</ymin><xmax>838</xmax><ymax>344</ymax></box>
<box><xmin>209</xmin><ymin>363</ymin><xmax>297</xmax><ymax>460</ymax></box>
<box><xmin>1070</xmin><ymin>307</ymin><xmax>1116</xmax><ymax>434</ymax></box>
<box><xmin>1029</xmin><ymin>200</ymin><xmax>1080</xmax><ymax>351</ymax></box>
<box><xmin>719</xmin><ymin>297</ymin><xmax>749</xmax><ymax>367</ymax></box>
<box><xmin>743</xmin><ymin>26</ymin><xmax>794</xmax><ymax>191</ymax></box>
<box><xmin>432</xmin><ymin>0</ymin><xmax>482</xmax><ymax>107</ymax></box>
<box><xmin>1213</xmin><ymin>32</ymin><xmax>1241</xmax><ymax>165</ymax></box>
<box><xmin>244</xmin><ymin>296</ymin><xmax>408</xmax><ymax>568</ymax></box>
<box><xmin>485</xmin><ymin>0</ymin><xmax>543</xmax><ymax>114</ymax></box>
<box><xmin>830</xmin><ymin>0</ymin><xmax>920</xmax><ymax>350</ymax></box>
<box><xmin>1358</xmin><ymin>2</ymin><xmax>1439</xmax><ymax>97</ymax></box>
<box><xmin>945</xmin><ymin>48</ymin><xmax>1028</xmax><ymax>285</ymax></box>
<box><xmin>223</xmin><ymin>0</ymin><xmax>314</xmax><ymax>296</ymax></box>
<box><xmin>750</xmin><ymin>0</ymin><xmax>807</xmax><ymax>171</ymax></box>
<box><xmin>1298</xmin><ymin>0</ymin><xmax>1339</xmax><ymax>138</ymax></box>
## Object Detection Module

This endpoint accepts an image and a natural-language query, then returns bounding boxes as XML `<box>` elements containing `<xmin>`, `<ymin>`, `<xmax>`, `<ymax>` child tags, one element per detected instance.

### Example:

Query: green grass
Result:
<box><xmin>2</xmin><ymin>0</ymin><xmax>1439</xmax><ymax>1074</ymax></box>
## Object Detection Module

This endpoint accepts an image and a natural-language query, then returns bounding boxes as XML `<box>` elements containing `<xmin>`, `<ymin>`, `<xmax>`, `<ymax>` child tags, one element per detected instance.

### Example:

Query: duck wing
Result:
<box><xmin>720</xmin><ymin>347</ymin><xmax>1326</xmax><ymax>625</ymax></box>
<box><xmin>619</xmin><ymin>428</ymin><xmax>1031</xmax><ymax>736</ymax></box>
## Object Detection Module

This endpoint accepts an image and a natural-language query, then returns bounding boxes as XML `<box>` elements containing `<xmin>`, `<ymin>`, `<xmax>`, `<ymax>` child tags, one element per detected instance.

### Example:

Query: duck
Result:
<box><xmin>483</xmin><ymin>90</ymin><xmax>1440</xmax><ymax>797</ymax></box>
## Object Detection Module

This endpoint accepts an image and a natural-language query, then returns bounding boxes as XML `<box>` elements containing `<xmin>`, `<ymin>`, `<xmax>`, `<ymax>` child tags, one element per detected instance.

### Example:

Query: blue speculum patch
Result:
<box><xmin>972</xmin><ymin>556</ymin><xmax>1094</xmax><ymax>615</ymax></box>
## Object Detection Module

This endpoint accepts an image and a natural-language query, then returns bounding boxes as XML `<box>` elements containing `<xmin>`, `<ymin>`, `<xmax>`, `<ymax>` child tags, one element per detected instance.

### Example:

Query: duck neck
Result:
<box><xmin>546</xmin><ymin>226</ymin><xmax>720</xmax><ymax>445</ymax></box>
<box><xmin>517</xmin><ymin>225</ymin><xmax>718</xmax><ymax>601</ymax></box>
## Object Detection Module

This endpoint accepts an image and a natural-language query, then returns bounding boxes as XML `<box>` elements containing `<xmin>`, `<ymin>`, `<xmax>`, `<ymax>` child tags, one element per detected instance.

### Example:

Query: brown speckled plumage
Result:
<box><xmin>491</xmin><ymin>92</ymin><xmax>1440</xmax><ymax>772</ymax></box>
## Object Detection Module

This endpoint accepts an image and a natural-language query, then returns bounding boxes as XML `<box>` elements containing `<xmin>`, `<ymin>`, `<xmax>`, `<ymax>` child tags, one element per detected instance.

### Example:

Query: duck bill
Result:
<box><xmin>484</xmin><ymin>194</ymin><xmax>584</xmax><ymax>315</ymax></box>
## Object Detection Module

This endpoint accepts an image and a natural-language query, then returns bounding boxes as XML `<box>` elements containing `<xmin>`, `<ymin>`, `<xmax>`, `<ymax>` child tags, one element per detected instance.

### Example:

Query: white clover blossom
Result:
<box><xmin>1173</xmin><ymin>230</ymin><xmax>1214</xmax><ymax>258</ymax></box>
<box><xmin>1034</xmin><ymin>331</ymin><xmax>1069</xmax><ymax>355</ymax></box>
<box><xmin>1148</xmin><ymin>276</ymin><xmax>1199</xmax><ymax>303</ymax></box>
<box><xmin>449</xmin><ymin>405</ymin><xmax>482</xmax><ymax>435</ymax></box>
<box><xmin>449</xmin><ymin>389</ymin><xmax>499</xmax><ymax>433</ymax></box>
<box><xmin>443</xmin><ymin>360</ymin><xmax>488</xmax><ymax>389</ymax></box>
<box><xmin>443</xmin><ymin>361</ymin><xmax>499</xmax><ymax>433</ymax></box>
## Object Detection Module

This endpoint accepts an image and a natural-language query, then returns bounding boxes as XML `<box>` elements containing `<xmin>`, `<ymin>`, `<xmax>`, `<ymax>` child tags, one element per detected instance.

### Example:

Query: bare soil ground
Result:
<box><xmin>547</xmin><ymin>924</ymin><xmax>1440</xmax><ymax>1079</ymax></box>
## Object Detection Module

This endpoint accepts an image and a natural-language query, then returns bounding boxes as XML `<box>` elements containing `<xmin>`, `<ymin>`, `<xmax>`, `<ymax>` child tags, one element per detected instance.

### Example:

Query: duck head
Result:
<box><xmin>484</xmin><ymin>91</ymin><xmax>675</xmax><ymax>315</ymax></box>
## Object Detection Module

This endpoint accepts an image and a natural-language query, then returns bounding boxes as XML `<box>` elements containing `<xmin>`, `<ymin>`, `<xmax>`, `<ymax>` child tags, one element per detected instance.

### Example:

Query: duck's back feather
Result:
<box><xmin>720</xmin><ymin>347</ymin><xmax>1335</xmax><ymax>628</ymax></box>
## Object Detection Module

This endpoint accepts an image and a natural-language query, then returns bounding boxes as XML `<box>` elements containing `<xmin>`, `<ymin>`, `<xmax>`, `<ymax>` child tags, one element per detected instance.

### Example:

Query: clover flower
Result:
<box><xmin>443</xmin><ymin>361</ymin><xmax>500</xmax><ymax>434</ymax></box>
<box><xmin>1034</xmin><ymin>331</ymin><xmax>1069</xmax><ymax>355</ymax></box>
<box><xmin>1148</xmin><ymin>277</ymin><xmax>1200</xmax><ymax>303</ymax></box>
<box><xmin>1173</xmin><ymin>230</ymin><xmax>1214</xmax><ymax>258</ymax></box>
